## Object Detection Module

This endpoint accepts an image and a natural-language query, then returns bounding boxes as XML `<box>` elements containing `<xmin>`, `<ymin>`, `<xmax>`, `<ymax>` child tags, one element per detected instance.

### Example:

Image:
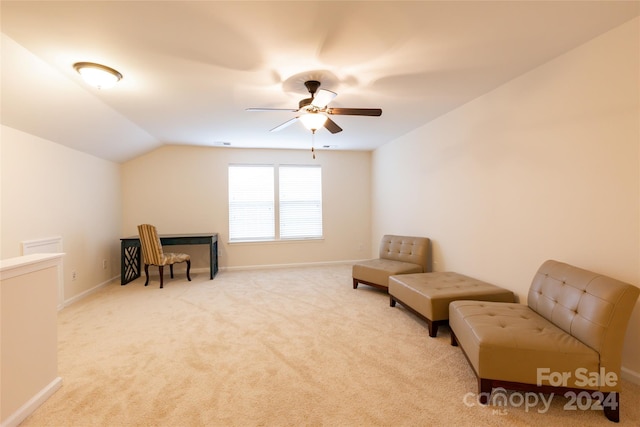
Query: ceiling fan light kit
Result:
<box><xmin>73</xmin><ymin>62</ymin><xmax>122</xmax><ymax>89</ymax></box>
<box><xmin>299</xmin><ymin>112</ymin><xmax>328</xmax><ymax>132</ymax></box>
<box><xmin>247</xmin><ymin>79</ymin><xmax>382</xmax><ymax>136</ymax></box>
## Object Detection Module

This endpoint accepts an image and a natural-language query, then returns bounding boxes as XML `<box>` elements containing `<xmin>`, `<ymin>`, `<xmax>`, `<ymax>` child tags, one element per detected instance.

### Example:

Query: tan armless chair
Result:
<box><xmin>449</xmin><ymin>260</ymin><xmax>640</xmax><ymax>422</ymax></box>
<box><xmin>137</xmin><ymin>224</ymin><xmax>191</xmax><ymax>288</ymax></box>
<box><xmin>353</xmin><ymin>235</ymin><xmax>431</xmax><ymax>290</ymax></box>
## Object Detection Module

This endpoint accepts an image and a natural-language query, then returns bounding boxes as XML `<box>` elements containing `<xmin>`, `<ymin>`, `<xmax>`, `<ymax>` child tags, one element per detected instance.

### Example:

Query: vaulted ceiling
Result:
<box><xmin>2</xmin><ymin>1</ymin><xmax>638</xmax><ymax>163</ymax></box>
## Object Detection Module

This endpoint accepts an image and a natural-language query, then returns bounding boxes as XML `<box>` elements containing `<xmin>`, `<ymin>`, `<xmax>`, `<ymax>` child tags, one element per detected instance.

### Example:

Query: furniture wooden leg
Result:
<box><xmin>159</xmin><ymin>265</ymin><xmax>164</xmax><ymax>289</ymax></box>
<box><xmin>427</xmin><ymin>319</ymin><xmax>438</xmax><ymax>337</ymax></box>
<box><xmin>478</xmin><ymin>378</ymin><xmax>492</xmax><ymax>404</ymax></box>
<box><xmin>170</xmin><ymin>264</ymin><xmax>174</xmax><ymax>278</ymax></box>
<box><xmin>353</xmin><ymin>278</ymin><xmax>358</xmax><ymax>289</ymax></box>
<box><xmin>450</xmin><ymin>330</ymin><xmax>458</xmax><ymax>346</ymax></box>
<box><xmin>603</xmin><ymin>392</ymin><xmax>619</xmax><ymax>422</ymax></box>
<box><xmin>186</xmin><ymin>260</ymin><xmax>191</xmax><ymax>281</ymax></box>
<box><xmin>144</xmin><ymin>264</ymin><xmax>150</xmax><ymax>286</ymax></box>
<box><xmin>390</xmin><ymin>296</ymin><xmax>396</xmax><ymax>307</ymax></box>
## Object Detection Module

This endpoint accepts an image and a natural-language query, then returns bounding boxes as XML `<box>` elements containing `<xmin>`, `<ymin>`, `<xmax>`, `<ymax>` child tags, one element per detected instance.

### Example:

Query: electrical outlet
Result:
<box><xmin>72</xmin><ymin>271</ymin><xmax>77</xmax><ymax>281</ymax></box>
<box><xmin>102</xmin><ymin>259</ymin><xmax>108</xmax><ymax>269</ymax></box>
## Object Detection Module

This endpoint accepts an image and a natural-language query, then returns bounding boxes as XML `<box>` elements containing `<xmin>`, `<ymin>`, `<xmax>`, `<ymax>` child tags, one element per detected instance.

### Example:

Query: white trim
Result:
<box><xmin>621</xmin><ymin>366</ymin><xmax>640</xmax><ymax>385</ymax></box>
<box><xmin>60</xmin><ymin>276</ymin><xmax>118</xmax><ymax>309</ymax></box>
<box><xmin>221</xmin><ymin>259</ymin><xmax>356</xmax><ymax>272</ymax></box>
<box><xmin>21</xmin><ymin>236</ymin><xmax>63</xmax><ymax>253</ymax></box>
<box><xmin>0</xmin><ymin>253</ymin><xmax>64</xmax><ymax>280</ymax></box>
<box><xmin>0</xmin><ymin>377</ymin><xmax>62</xmax><ymax>427</ymax></box>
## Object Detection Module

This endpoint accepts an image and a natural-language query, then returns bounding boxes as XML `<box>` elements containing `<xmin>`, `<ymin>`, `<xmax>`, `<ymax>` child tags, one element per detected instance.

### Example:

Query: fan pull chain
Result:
<box><xmin>311</xmin><ymin>130</ymin><xmax>316</xmax><ymax>159</ymax></box>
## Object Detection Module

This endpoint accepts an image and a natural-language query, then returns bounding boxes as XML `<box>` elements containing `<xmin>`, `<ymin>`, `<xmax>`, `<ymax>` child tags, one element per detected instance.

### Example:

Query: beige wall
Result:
<box><xmin>121</xmin><ymin>146</ymin><xmax>371</xmax><ymax>269</ymax></box>
<box><xmin>372</xmin><ymin>19</ymin><xmax>640</xmax><ymax>376</ymax></box>
<box><xmin>0</xmin><ymin>125</ymin><xmax>122</xmax><ymax>302</ymax></box>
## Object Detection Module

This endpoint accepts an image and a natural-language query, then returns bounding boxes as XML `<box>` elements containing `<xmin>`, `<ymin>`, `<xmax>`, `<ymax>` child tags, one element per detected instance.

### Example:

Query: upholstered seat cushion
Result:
<box><xmin>161</xmin><ymin>252</ymin><xmax>190</xmax><ymax>265</ymax></box>
<box><xmin>449</xmin><ymin>300</ymin><xmax>599</xmax><ymax>388</ymax></box>
<box><xmin>353</xmin><ymin>259</ymin><xmax>423</xmax><ymax>288</ymax></box>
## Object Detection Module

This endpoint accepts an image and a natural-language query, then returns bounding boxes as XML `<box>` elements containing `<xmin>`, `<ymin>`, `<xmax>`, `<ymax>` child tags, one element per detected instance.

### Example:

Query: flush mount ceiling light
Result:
<box><xmin>73</xmin><ymin>62</ymin><xmax>122</xmax><ymax>89</ymax></box>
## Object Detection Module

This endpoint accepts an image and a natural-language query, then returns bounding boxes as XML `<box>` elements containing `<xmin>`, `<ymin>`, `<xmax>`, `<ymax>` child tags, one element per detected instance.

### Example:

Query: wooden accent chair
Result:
<box><xmin>137</xmin><ymin>224</ymin><xmax>191</xmax><ymax>288</ymax></box>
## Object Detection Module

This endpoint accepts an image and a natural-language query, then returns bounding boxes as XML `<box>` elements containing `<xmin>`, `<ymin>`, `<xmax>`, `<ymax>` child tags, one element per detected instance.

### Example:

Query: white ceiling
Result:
<box><xmin>1</xmin><ymin>1</ymin><xmax>639</xmax><ymax>163</ymax></box>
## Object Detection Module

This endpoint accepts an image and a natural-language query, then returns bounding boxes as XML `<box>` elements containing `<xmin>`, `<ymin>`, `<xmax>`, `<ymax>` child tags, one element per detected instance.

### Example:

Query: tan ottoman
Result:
<box><xmin>389</xmin><ymin>272</ymin><xmax>515</xmax><ymax>337</ymax></box>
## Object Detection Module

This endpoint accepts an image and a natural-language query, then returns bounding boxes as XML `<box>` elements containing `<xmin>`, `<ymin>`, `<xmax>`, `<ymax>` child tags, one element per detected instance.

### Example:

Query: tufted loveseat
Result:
<box><xmin>352</xmin><ymin>235</ymin><xmax>431</xmax><ymax>291</ymax></box>
<box><xmin>449</xmin><ymin>260</ymin><xmax>639</xmax><ymax>422</ymax></box>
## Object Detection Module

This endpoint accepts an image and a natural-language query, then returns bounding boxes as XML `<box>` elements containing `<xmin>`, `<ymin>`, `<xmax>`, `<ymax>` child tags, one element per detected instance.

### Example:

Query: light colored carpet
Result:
<box><xmin>22</xmin><ymin>264</ymin><xmax>640</xmax><ymax>426</ymax></box>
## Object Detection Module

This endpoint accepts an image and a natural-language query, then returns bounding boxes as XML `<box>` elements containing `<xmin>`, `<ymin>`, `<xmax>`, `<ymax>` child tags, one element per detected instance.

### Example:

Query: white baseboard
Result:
<box><xmin>143</xmin><ymin>261</ymin><xmax>356</xmax><ymax>275</ymax></box>
<box><xmin>222</xmin><ymin>259</ymin><xmax>356</xmax><ymax>272</ymax></box>
<box><xmin>0</xmin><ymin>376</ymin><xmax>62</xmax><ymax>427</ymax></box>
<box><xmin>621</xmin><ymin>366</ymin><xmax>640</xmax><ymax>385</ymax></box>
<box><xmin>60</xmin><ymin>275</ymin><xmax>118</xmax><ymax>310</ymax></box>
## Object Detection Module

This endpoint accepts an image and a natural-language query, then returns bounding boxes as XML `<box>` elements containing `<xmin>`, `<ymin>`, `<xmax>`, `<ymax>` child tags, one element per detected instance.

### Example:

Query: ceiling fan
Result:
<box><xmin>246</xmin><ymin>80</ymin><xmax>382</xmax><ymax>134</ymax></box>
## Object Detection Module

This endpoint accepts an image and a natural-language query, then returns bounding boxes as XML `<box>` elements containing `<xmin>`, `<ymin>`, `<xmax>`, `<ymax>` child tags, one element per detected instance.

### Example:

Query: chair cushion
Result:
<box><xmin>449</xmin><ymin>300</ymin><xmax>600</xmax><ymax>388</ymax></box>
<box><xmin>161</xmin><ymin>252</ymin><xmax>190</xmax><ymax>265</ymax></box>
<box><xmin>353</xmin><ymin>259</ymin><xmax>423</xmax><ymax>288</ymax></box>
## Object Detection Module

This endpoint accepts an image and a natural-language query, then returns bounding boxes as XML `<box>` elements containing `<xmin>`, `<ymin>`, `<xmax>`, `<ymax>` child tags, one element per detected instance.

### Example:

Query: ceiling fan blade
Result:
<box><xmin>327</xmin><ymin>108</ymin><xmax>382</xmax><ymax>116</ymax></box>
<box><xmin>324</xmin><ymin>118</ymin><xmax>343</xmax><ymax>134</ymax></box>
<box><xmin>246</xmin><ymin>108</ymin><xmax>298</xmax><ymax>112</ymax></box>
<box><xmin>270</xmin><ymin>117</ymin><xmax>299</xmax><ymax>132</ymax></box>
<box><xmin>311</xmin><ymin>89</ymin><xmax>337</xmax><ymax>109</ymax></box>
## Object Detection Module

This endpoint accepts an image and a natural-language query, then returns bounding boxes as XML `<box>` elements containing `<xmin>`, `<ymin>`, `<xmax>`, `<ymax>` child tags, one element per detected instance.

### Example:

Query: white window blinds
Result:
<box><xmin>228</xmin><ymin>164</ymin><xmax>323</xmax><ymax>242</ymax></box>
<box><xmin>228</xmin><ymin>165</ymin><xmax>275</xmax><ymax>241</ymax></box>
<box><xmin>279</xmin><ymin>165</ymin><xmax>322</xmax><ymax>239</ymax></box>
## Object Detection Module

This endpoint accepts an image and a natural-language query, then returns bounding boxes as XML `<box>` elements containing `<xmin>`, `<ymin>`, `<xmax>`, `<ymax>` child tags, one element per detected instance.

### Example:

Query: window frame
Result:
<box><xmin>228</xmin><ymin>163</ymin><xmax>323</xmax><ymax>243</ymax></box>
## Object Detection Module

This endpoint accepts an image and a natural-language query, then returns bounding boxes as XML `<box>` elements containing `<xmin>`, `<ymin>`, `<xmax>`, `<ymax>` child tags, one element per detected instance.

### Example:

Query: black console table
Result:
<box><xmin>120</xmin><ymin>233</ymin><xmax>218</xmax><ymax>285</ymax></box>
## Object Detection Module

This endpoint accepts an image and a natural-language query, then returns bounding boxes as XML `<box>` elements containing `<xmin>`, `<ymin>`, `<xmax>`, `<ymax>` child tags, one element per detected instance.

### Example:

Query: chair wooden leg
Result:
<box><xmin>353</xmin><ymin>278</ymin><xmax>358</xmax><ymax>289</ymax></box>
<box><xmin>170</xmin><ymin>264</ymin><xmax>174</xmax><ymax>279</ymax></box>
<box><xmin>450</xmin><ymin>331</ymin><xmax>458</xmax><ymax>346</ymax></box>
<box><xmin>186</xmin><ymin>260</ymin><xmax>191</xmax><ymax>281</ymax></box>
<box><xmin>144</xmin><ymin>264</ymin><xmax>150</xmax><ymax>286</ymax></box>
<box><xmin>478</xmin><ymin>378</ymin><xmax>492</xmax><ymax>404</ymax></box>
<box><xmin>159</xmin><ymin>265</ymin><xmax>164</xmax><ymax>289</ymax></box>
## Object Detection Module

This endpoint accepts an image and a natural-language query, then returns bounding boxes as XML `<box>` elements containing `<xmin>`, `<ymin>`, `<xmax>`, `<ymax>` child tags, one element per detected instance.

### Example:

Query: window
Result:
<box><xmin>228</xmin><ymin>164</ymin><xmax>322</xmax><ymax>242</ymax></box>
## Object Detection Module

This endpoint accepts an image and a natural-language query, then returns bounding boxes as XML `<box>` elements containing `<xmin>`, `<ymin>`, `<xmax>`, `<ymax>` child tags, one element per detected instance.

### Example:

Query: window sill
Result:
<box><xmin>228</xmin><ymin>237</ymin><xmax>324</xmax><ymax>245</ymax></box>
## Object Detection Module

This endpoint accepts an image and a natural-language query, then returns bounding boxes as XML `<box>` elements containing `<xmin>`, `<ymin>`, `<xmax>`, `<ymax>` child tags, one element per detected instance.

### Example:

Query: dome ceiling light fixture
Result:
<box><xmin>299</xmin><ymin>112</ymin><xmax>328</xmax><ymax>133</ymax></box>
<box><xmin>73</xmin><ymin>62</ymin><xmax>122</xmax><ymax>89</ymax></box>
<box><xmin>298</xmin><ymin>112</ymin><xmax>329</xmax><ymax>160</ymax></box>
